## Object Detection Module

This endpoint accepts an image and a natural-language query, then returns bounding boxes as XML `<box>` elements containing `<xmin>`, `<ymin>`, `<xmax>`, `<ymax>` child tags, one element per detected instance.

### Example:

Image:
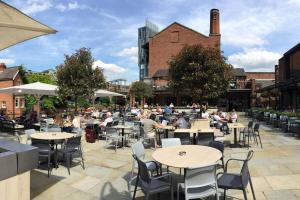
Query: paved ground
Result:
<box><xmin>3</xmin><ymin>113</ymin><xmax>300</xmax><ymax>200</ymax></box>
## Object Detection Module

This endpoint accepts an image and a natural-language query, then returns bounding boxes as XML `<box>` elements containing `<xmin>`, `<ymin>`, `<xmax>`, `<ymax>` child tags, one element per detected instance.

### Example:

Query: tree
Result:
<box><xmin>130</xmin><ymin>81</ymin><xmax>152</xmax><ymax>106</ymax></box>
<box><xmin>56</xmin><ymin>48</ymin><xmax>106</xmax><ymax>111</ymax></box>
<box><xmin>169</xmin><ymin>44</ymin><xmax>232</xmax><ymax>102</ymax></box>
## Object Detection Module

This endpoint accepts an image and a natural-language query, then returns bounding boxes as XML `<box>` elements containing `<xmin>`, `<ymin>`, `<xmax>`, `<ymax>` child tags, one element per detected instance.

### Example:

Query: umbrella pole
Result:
<box><xmin>36</xmin><ymin>95</ymin><xmax>41</xmax><ymax>120</ymax></box>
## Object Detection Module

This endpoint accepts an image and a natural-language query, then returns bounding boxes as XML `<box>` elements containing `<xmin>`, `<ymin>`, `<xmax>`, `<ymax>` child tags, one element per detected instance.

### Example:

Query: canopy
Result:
<box><xmin>0</xmin><ymin>82</ymin><xmax>58</xmax><ymax>96</ymax></box>
<box><xmin>0</xmin><ymin>1</ymin><xmax>57</xmax><ymax>50</ymax></box>
<box><xmin>95</xmin><ymin>89</ymin><xmax>125</xmax><ymax>97</ymax></box>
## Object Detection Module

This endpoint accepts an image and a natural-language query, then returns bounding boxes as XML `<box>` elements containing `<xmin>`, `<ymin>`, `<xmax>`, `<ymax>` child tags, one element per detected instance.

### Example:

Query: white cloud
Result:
<box><xmin>22</xmin><ymin>0</ymin><xmax>52</xmax><ymax>15</ymax></box>
<box><xmin>55</xmin><ymin>1</ymin><xmax>85</xmax><ymax>12</ymax></box>
<box><xmin>116</xmin><ymin>47</ymin><xmax>138</xmax><ymax>63</ymax></box>
<box><xmin>228</xmin><ymin>48</ymin><xmax>281</xmax><ymax>72</ymax></box>
<box><xmin>93</xmin><ymin>59</ymin><xmax>127</xmax><ymax>80</ymax></box>
<box><xmin>0</xmin><ymin>58</ymin><xmax>15</xmax><ymax>65</ymax></box>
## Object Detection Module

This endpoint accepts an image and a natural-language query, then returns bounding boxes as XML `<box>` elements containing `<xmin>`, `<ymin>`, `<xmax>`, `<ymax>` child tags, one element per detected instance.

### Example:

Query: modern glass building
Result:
<box><xmin>138</xmin><ymin>20</ymin><xmax>159</xmax><ymax>80</ymax></box>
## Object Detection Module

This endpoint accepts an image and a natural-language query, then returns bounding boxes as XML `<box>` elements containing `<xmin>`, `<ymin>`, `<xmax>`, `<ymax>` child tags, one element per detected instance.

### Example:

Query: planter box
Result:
<box><xmin>0</xmin><ymin>149</ymin><xmax>17</xmax><ymax>181</ymax></box>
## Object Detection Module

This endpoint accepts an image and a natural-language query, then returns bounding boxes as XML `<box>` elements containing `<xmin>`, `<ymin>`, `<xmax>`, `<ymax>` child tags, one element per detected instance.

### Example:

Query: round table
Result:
<box><xmin>152</xmin><ymin>145</ymin><xmax>222</xmax><ymax>168</ymax></box>
<box><xmin>112</xmin><ymin>125</ymin><xmax>133</xmax><ymax>147</ymax></box>
<box><xmin>31</xmin><ymin>132</ymin><xmax>75</xmax><ymax>140</ymax></box>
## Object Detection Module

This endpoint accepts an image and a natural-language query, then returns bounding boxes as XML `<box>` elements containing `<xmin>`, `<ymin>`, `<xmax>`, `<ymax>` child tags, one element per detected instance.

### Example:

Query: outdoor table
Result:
<box><xmin>174</xmin><ymin>128</ymin><xmax>215</xmax><ymax>144</ymax></box>
<box><xmin>112</xmin><ymin>124</ymin><xmax>133</xmax><ymax>147</ymax></box>
<box><xmin>227</xmin><ymin>123</ymin><xmax>245</xmax><ymax>147</ymax></box>
<box><xmin>152</xmin><ymin>145</ymin><xmax>221</xmax><ymax>169</ymax></box>
<box><xmin>160</xmin><ymin>125</ymin><xmax>175</xmax><ymax>138</ymax></box>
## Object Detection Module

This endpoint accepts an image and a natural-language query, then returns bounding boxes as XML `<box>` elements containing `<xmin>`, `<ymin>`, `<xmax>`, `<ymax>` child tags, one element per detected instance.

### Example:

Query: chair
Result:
<box><xmin>47</xmin><ymin>127</ymin><xmax>62</xmax><ymax>132</ymax></box>
<box><xmin>197</xmin><ymin>132</ymin><xmax>214</xmax><ymax>146</ymax></box>
<box><xmin>106</xmin><ymin>127</ymin><xmax>124</xmax><ymax>151</ymax></box>
<box><xmin>132</xmin><ymin>154</ymin><xmax>173</xmax><ymax>200</ymax></box>
<box><xmin>174</xmin><ymin>132</ymin><xmax>191</xmax><ymax>145</ymax></box>
<box><xmin>177</xmin><ymin>164</ymin><xmax>219</xmax><ymax>200</ymax></box>
<box><xmin>217</xmin><ymin>150</ymin><xmax>256</xmax><ymax>200</ymax></box>
<box><xmin>24</xmin><ymin>129</ymin><xmax>36</xmax><ymax>144</ymax></box>
<box><xmin>161</xmin><ymin>138</ymin><xmax>181</xmax><ymax>148</ymax></box>
<box><xmin>253</xmin><ymin>124</ymin><xmax>262</xmax><ymax>148</ymax></box>
<box><xmin>130</xmin><ymin>141</ymin><xmax>160</xmax><ymax>187</ymax></box>
<box><xmin>239</xmin><ymin>121</ymin><xmax>253</xmax><ymax>142</ymax></box>
<box><xmin>31</xmin><ymin>138</ymin><xmax>56</xmax><ymax>177</ymax></box>
<box><xmin>209</xmin><ymin>141</ymin><xmax>225</xmax><ymax>169</ymax></box>
<box><xmin>112</xmin><ymin>120</ymin><xmax>119</xmax><ymax>126</ymax></box>
<box><xmin>57</xmin><ymin>135</ymin><xmax>85</xmax><ymax>175</ymax></box>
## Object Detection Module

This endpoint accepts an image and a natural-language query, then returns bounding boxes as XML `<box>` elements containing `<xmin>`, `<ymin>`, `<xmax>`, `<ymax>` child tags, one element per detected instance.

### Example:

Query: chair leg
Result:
<box><xmin>242</xmin><ymin>188</ymin><xmax>248</xmax><ymax>200</ymax></box>
<box><xmin>66</xmin><ymin>153</ymin><xmax>71</xmax><ymax>175</ymax></box>
<box><xmin>257</xmin><ymin>134</ymin><xmax>262</xmax><ymax>148</ymax></box>
<box><xmin>47</xmin><ymin>153</ymin><xmax>51</xmax><ymax>177</ymax></box>
<box><xmin>145</xmin><ymin>193</ymin><xmax>149</xmax><ymax>200</ymax></box>
<box><xmin>177</xmin><ymin>184</ymin><xmax>180</xmax><ymax>200</ymax></box>
<box><xmin>249</xmin><ymin>177</ymin><xmax>256</xmax><ymax>200</ymax></box>
<box><xmin>132</xmin><ymin>175</ymin><xmax>139</xmax><ymax>200</ymax></box>
<box><xmin>223</xmin><ymin>189</ymin><xmax>226</xmax><ymax>200</ymax></box>
<box><xmin>171</xmin><ymin>183</ymin><xmax>174</xmax><ymax>200</ymax></box>
<box><xmin>80</xmin><ymin>149</ymin><xmax>85</xmax><ymax>169</ymax></box>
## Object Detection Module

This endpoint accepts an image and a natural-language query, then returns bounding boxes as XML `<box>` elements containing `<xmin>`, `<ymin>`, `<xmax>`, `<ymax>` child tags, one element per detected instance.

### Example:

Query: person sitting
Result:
<box><xmin>100</xmin><ymin>112</ymin><xmax>113</xmax><ymax>127</ymax></box>
<box><xmin>91</xmin><ymin>109</ymin><xmax>100</xmax><ymax>119</ymax></box>
<box><xmin>156</xmin><ymin>105</ymin><xmax>163</xmax><ymax>114</ymax></box>
<box><xmin>201</xmin><ymin>110</ymin><xmax>210</xmax><ymax>119</ymax></box>
<box><xmin>164</xmin><ymin>106</ymin><xmax>172</xmax><ymax>114</ymax></box>
<box><xmin>63</xmin><ymin>115</ymin><xmax>74</xmax><ymax>132</ymax></box>
<box><xmin>229</xmin><ymin>109</ymin><xmax>238</xmax><ymax>123</ymax></box>
<box><xmin>174</xmin><ymin>113</ymin><xmax>188</xmax><ymax>128</ymax></box>
<box><xmin>140</xmin><ymin>114</ymin><xmax>164</xmax><ymax>148</ymax></box>
<box><xmin>53</xmin><ymin>114</ymin><xmax>64</xmax><ymax>128</ymax></box>
<box><xmin>137</xmin><ymin>109</ymin><xmax>147</xmax><ymax>120</ymax></box>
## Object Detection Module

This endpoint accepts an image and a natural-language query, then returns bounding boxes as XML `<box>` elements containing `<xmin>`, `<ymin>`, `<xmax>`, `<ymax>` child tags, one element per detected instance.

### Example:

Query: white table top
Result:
<box><xmin>113</xmin><ymin>125</ymin><xmax>133</xmax><ymax>129</ymax></box>
<box><xmin>160</xmin><ymin>125</ymin><xmax>175</xmax><ymax>130</ymax></box>
<box><xmin>152</xmin><ymin>145</ymin><xmax>221</xmax><ymax>169</ymax></box>
<box><xmin>174</xmin><ymin>128</ymin><xmax>215</xmax><ymax>133</ymax></box>
<box><xmin>31</xmin><ymin>132</ymin><xmax>75</xmax><ymax>140</ymax></box>
<box><xmin>227</xmin><ymin>123</ymin><xmax>245</xmax><ymax>129</ymax></box>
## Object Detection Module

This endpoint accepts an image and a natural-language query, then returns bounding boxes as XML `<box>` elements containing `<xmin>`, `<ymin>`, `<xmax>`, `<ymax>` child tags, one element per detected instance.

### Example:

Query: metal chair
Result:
<box><xmin>209</xmin><ymin>141</ymin><xmax>225</xmax><ymax>169</ymax></box>
<box><xmin>24</xmin><ymin>129</ymin><xmax>36</xmax><ymax>144</ymax></box>
<box><xmin>31</xmin><ymin>138</ymin><xmax>56</xmax><ymax>177</ymax></box>
<box><xmin>161</xmin><ymin>138</ymin><xmax>181</xmax><ymax>148</ymax></box>
<box><xmin>239</xmin><ymin>121</ymin><xmax>253</xmax><ymax>142</ymax></box>
<box><xmin>132</xmin><ymin>154</ymin><xmax>173</xmax><ymax>200</ymax></box>
<box><xmin>217</xmin><ymin>150</ymin><xmax>256</xmax><ymax>200</ymax></box>
<box><xmin>253</xmin><ymin>124</ymin><xmax>262</xmax><ymax>148</ymax></box>
<box><xmin>106</xmin><ymin>127</ymin><xmax>124</xmax><ymax>151</ymax></box>
<box><xmin>177</xmin><ymin>164</ymin><xmax>219</xmax><ymax>200</ymax></box>
<box><xmin>174</xmin><ymin>132</ymin><xmax>191</xmax><ymax>145</ymax></box>
<box><xmin>57</xmin><ymin>135</ymin><xmax>85</xmax><ymax>175</ymax></box>
<box><xmin>197</xmin><ymin>132</ymin><xmax>214</xmax><ymax>146</ymax></box>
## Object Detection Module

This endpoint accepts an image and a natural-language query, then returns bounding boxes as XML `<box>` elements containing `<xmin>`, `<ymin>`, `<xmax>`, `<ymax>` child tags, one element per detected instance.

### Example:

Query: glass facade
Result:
<box><xmin>138</xmin><ymin>20</ymin><xmax>159</xmax><ymax>80</ymax></box>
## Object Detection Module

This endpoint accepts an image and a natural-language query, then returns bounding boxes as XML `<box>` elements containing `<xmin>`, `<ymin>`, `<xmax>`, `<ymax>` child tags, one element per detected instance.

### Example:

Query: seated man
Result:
<box><xmin>164</xmin><ymin>106</ymin><xmax>172</xmax><ymax>114</ymax></box>
<box><xmin>100</xmin><ymin>112</ymin><xmax>113</xmax><ymax>127</ymax></box>
<box><xmin>140</xmin><ymin>114</ymin><xmax>164</xmax><ymax>148</ymax></box>
<box><xmin>174</xmin><ymin>113</ymin><xmax>188</xmax><ymax>128</ymax></box>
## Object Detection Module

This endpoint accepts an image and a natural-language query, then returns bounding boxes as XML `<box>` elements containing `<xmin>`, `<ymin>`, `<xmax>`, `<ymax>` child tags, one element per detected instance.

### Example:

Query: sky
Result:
<box><xmin>1</xmin><ymin>0</ymin><xmax>300</xmax><ymax>83</ymax></box>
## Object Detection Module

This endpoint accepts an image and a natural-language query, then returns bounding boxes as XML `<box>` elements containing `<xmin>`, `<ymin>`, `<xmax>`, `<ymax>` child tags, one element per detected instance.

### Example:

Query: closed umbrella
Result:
<box><xmin>0</xmin><ymin>1</ymin><xmax>57</xmax><ymax>50</ymax></box>
<box><xmin>94</xmin><ymin>89</ymin><xmax>125</xmax><ymax>97</ymax></box>
<box><xmin>0</xmin><ymin>82</ymin><xmax>58</xmax><ymax>118</ymax></box>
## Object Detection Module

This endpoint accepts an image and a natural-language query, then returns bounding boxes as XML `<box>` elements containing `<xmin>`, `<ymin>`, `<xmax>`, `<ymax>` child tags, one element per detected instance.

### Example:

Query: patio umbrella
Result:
<box><xmin>94</xmin><ymin>89</ymin><xmax>125</xmax><ymax>97</ymax></box>
<box><xmin>0</xmin><ymin>1</ymin><xmax>57</xmax><ymax>50</ymax></box>
<box><xmin>0</xmin><ymin>82</ymin><xmax>58</xmax><ymax>118</ymax></box>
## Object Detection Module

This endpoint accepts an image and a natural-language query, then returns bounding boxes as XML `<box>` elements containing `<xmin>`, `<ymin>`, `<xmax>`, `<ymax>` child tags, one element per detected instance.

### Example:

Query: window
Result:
<box><xmin>170</xmin><ymin>31</ymin><xmax>179</xmax><ymax>43</ymax></box>
<box><xmin>15</xmin><ymin>97</ymin><xmax>25</xmax><ymax>108</ymax></box>
<box><xmin>1</xmin><ymin>101</ymin><xmax>6</xmax><ymax>109</ymax></box>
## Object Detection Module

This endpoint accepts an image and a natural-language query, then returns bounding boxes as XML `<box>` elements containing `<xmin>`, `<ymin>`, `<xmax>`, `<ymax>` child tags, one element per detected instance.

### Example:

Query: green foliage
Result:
<box><xmin>169</xmin><ymin>44</ymin><xmax>233</xmax><ymax>101</ymax></box>
<box><xmin>56</xmin><ymin>48</ymin><xmax>106</xmax><ymax>111</ymax></box>
<box><xmin>27</xmin><ymin>72</ymin><xmax>56</xmax><ymax>84</ymax></box>
<box><xmin>98</xmin><ymin>97</ymin><xmax>110</xmax><ymax>106</ymax></box>
<box><xmin>18</xmin><ymin>65</ymin><xmax>29</xmax><ymax>84</ymax></box>
<box><xmin>130</xmin><ymin>81</ymin><xmax>152</xmax><ymax>99</ymax></box>
<box><xmin>77</xmin><ymin>96</ymin><xmax>91</xmax><ymax>108</ymax></box>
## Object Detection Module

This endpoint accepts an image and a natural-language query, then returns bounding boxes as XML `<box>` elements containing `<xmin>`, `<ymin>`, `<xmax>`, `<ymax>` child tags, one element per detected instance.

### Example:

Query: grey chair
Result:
<box><xmin>174</xmin><ymin>132</ymin><xmax>191</xmax><ymax>145</ymax></box>
<box><xmin>217</xmin><ymin>150</ymin><xmax>256</xmax><ymax>200</ymax></box>
<box><xmin>209</xmin><ymin>141</ymin><xmax>225</xmax><ymax>169</ymax></box>
<box><xmin>24</xmin><ymin>129</ymin><xmax>36</xmax><ymax>144</ymax></box>
<box><xmin>239</xmin><ymin>121</ymin><xmax>253</xmax><ymax>142</ymax></box>
<box><xmin>253</xmin><ymin>124</ymin><xmax>262</xmax><ymax>148</ymax></box>
<box><xmin>197</xmin><ymin>132</ymin><xmax>214</xmax><ymax>146</ymax></box>
<box><xmin>106</xmin><ymin>127</ymin><xmax>124</xmax><ymax>151</ymax></box>
<box><xmin>177</xmin><ymin>164</ymin><xmax>219</xmax><ymax>200</ymax></box>
<box><xmin>31</xmin><ymin>138</ymin><xmax>56</xmax><ymax>177</ymax></box>
<box><xmin>161</xmin><ymin>138</ymin><xmax>181</xmax><ymax>148</ymax></box>
<box><xmin>132</xmin><ymin>154</ymin><xmax>173</xmax><ymax>200</ymax></box>
<box><xmin>57</xmin><ymin>135</ymin><xmax>85</xmax><ymax>175</ymax></box>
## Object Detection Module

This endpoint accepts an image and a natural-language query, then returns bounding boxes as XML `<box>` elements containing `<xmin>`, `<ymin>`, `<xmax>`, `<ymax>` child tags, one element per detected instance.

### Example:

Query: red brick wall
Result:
<box><xmin>148</xmin><ymin>23</ymin><xmax>220</xmax><ymax>77</ymax></box>
<box><xmin>246</xmin><ymin>72</ymin><xmax>275</xmax><ymax>80</ymax></box>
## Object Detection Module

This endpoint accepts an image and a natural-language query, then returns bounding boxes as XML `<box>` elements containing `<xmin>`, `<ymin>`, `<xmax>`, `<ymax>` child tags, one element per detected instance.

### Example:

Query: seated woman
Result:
<box><xmin>62</xmin><ymin>115</ymin><xmax>74</xmax><ymax>132</ymax></box>
<box><xmin>140</xmin><ymin>114</ymin><xmax>164</xmax><ymax>148</ymax></box>
<box><xmin>229</xmin><ymin>109</ymin><xmax>238</xmax><ymax>123</ymax></box>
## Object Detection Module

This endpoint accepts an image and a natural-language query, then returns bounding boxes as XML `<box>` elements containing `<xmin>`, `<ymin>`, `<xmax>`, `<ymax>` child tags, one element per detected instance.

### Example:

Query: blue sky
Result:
<box><xmin>1</xmin><ymin>0</ymin><xmax>300</xmax><ymax>83</ymax></box>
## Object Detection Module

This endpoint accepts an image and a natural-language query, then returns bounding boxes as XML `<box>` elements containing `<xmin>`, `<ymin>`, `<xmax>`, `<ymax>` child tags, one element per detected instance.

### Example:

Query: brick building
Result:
<box><xmin>138</xmin><ymin>9</ymin><xmax>221</xmax><ymax>105</ymax></box>
<box><xmin>0</xmin><ymin>63</ymin><xmax>24</xmax><ymax>118</ymax></box>
<box><xmin>276</xmin><ymin>43</ymin><xmax>300</xmax><ymax>109</ymax></box>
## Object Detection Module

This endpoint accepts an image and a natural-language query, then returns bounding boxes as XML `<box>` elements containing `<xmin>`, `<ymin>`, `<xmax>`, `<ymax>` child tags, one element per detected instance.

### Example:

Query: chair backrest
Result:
<box><xmin>248</xmin><ymin>121</ymin><xmax>254</xmax><ymax>128</ymax></box>
<box><xmin>132</xmin><ymin>141</ymin><xmax>145</xmax><ymax>159</ymax></box>
<box><xmin>24</xmin><ymin>129</ymin><xmax>36</xmax><ymax>137</ymax></box>
<box><xmin>197</xmin><ymin>132</ymin><xmax>214</xmax><ymax>146</ymax></box>
<box><xmin>174</xmin><ymin>132</ymin><xmax>190</xmax><ymax>145</ymax></box>
<box><xmin>253</xmin><ymin>123</ymin><xmax>259</xmax><ymax>132</ymax></box>
<box><xmin>65</xmin><ymin>135</ymin><xmax>81</xmax><ymax>150</ymax></box>
<box><xmin>133</xmin><ymin>154</ymin><xmax>151</xmax><ymax>184</ymax></box>
<box><xmin>31</xmin><ymin>138</ymin><xmax>51</xmax><ymax>147</ymax></box>
<box><xmin>161</xmin><ymin>138</ymin><xmax>181</xmax><ymax>148</ymax></box>
<box><xmin>208</xmin><ymin>140</ymin><xmax>224</xmax><ymax>154</ymax></box>
<box><xmin>47</xmin><ymin>127</ymin><xmax>61</xmax><ymax>132</ymax></box>
<box><xmin>185</xmin><ymin>164</ymin><xmax>217</xmax><ymax>188</ymax></box>
<box><xmin>240</xmin><ymin>150</ymin><xmax>254</xmax><ymax>187</ymax></box>
<box><xmin>106</xmin><ymin>127</ymin><xmax>118</xmax><ymax>135</ymax></box>
<box><xmin>106</xmin><ymin>121</ymin><xmax>113</xmax><ymax>127</ymax></box>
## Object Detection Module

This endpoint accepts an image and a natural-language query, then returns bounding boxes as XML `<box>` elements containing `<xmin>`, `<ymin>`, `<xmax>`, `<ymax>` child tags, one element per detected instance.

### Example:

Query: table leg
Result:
<box><xmin>193</xmin><ymin>133</ymin><xmax>196</xmax><ymax>145</ymax></box>
<box><xmin>165</xmin><ymin>129</ymin><xmax>169</xmax><ymax>138</ymax></box>
<box><xmin>230</xmin><ymin>128</ymin><xmax>242</xmax><ymax>148</ymax></box>
<box><xmin>121</xmin><ymin>128</ymin><xmax>125</xmax><ymax>147</ymax></box>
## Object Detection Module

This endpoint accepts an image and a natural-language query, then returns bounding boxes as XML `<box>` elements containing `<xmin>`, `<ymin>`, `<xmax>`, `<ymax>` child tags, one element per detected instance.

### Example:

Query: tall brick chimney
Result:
<box><xmin>0</xmin><ymin>63</ymin><xmax>6</xmax><ymax>72</ymax></box>
<box><xmin>209</xmin><ymin>8</ymin><xmax>220</xmax><ymax>36</ymax></box>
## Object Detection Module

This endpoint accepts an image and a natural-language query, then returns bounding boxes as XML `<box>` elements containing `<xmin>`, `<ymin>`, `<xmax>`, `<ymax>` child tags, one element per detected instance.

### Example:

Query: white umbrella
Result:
<box><xmin>0</xmin><ymin>82</ymin><xmax>58</xmax><ymax>118</ymax></box>
<box><xmin>95</xmin><ymin>89</ymin><xmax>125</xmax><ymax>97</ymax></box>
<box><xmin>0</xmin><ymin>1</ymin><xmax>57</xmax><ymax>50</ymax></box>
